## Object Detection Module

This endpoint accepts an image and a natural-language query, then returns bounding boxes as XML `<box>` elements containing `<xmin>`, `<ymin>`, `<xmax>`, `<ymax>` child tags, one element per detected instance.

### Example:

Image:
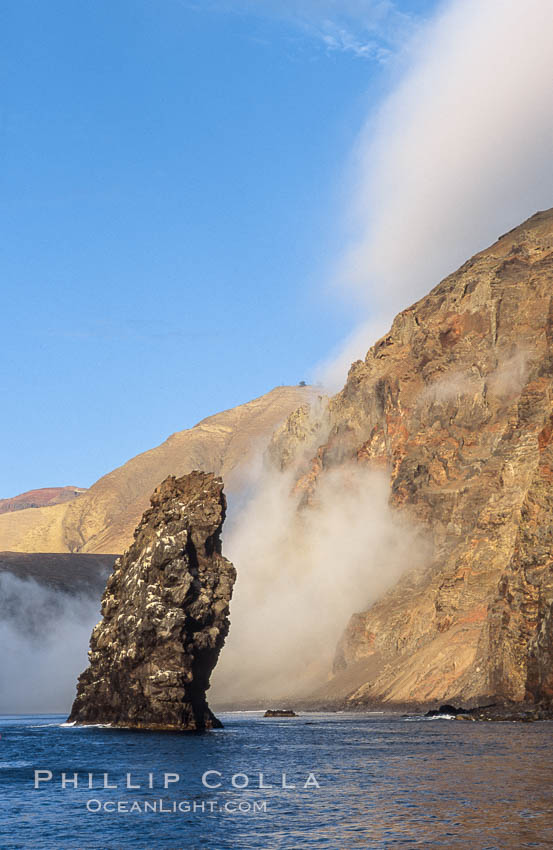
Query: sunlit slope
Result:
<box><xmin>0</xmin><ymin>386</ymin><xmax>311</xmax><ymax>554</ymax></box>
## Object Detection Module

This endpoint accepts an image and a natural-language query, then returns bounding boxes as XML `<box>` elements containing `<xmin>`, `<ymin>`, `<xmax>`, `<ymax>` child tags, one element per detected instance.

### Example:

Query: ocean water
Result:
<box><xmin>2</xmin><ymin>711</ymin><xmax>553</xmax><ymax>849</ymax></box>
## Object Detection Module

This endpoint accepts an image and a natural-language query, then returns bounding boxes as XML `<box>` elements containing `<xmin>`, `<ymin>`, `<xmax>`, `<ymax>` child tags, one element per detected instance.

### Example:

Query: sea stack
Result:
<box><xmin>68</xmin><ymin>471</ymin><xmax>235</xmax><ymax>731</ymax></box>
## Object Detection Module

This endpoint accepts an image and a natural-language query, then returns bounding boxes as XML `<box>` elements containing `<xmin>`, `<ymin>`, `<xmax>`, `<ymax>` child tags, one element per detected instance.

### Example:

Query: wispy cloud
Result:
<box><xmin>319</xmin><ymin>29</ymin><xmax>391</xmax><ymax>61</ymax></box>
<box><xmin>187</xmin><ymin>0</ymin><xmax>420</xmax><ymax>60</ymax></box>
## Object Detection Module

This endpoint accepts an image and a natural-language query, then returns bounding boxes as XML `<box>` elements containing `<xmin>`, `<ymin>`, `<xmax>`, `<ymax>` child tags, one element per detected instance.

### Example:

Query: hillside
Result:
<box><xmin>0</xmin><ymin>487</ymin><xmax>86</xmax><ymax>515</ymax></box>
<box><xmin>272</xmin><ymin>209</ymin><xmax>553</xmax><ymax>708</ymax></box>
<box><xmin>0</xmin><ymin>386</ymin><xmax>311</xmax><ymax>554</ymax></box>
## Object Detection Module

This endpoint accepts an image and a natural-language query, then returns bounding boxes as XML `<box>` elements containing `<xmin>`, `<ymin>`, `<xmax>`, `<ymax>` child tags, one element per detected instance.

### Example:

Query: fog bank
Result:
<box><xmin>212</xmin><ymin>461</ymin><xmax>428</xmax><ymax>703</ymax></box>
<box><xmin>0</xmin><ymin>573</ymin><xmax>100</xmax><ymax>714</ymax></box>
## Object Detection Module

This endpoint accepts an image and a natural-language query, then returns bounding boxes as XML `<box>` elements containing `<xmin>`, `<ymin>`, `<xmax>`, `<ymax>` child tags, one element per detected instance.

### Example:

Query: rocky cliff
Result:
<box><xmin>68</xmin><ymin>471</ymin><xmax>235</xmax><ymax>731</ymax></box>
<box><xmin>273</xmin><ymin>208</ymin><xmax>553</xmax><ymax>708</ymax></box>
<box><xmin>0</xmin><ymin>386</ymin><xmax>311</xmax><ymax>555</ymax></box>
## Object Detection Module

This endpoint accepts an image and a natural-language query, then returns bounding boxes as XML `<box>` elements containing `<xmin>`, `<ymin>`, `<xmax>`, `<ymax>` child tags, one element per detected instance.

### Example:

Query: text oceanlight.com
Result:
<box><xmin>85</xmin><ymin>799</ymin><xmax>268</xmax><ymax>814</ymax></box>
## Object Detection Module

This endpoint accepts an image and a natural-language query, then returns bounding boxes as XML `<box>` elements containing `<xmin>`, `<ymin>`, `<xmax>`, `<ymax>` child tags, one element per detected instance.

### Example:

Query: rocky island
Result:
<box><xmin>273</xmin><ymin>208</ymin><xmax>553</xmax><ymax>713</ymax></box>
<box><xmin>68</xmin><ymin>471</ymin><xmax>235</xmax><ymax>731</ymax></box>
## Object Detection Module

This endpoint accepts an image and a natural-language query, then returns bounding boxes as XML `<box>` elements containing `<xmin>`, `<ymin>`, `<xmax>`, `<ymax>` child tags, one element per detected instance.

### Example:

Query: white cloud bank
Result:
<box><xmin>338</xmin><ymin>0</ymin><xmax>553</xmax><ymax>321</ymax></box>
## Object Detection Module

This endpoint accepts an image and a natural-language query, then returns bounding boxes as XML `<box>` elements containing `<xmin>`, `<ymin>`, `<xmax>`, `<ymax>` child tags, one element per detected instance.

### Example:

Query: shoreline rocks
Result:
<box><xmin>424</xmin><ymin>701</ymin><xmax>553</xmax><ymax>722</ymax></box>
<box><xmin>424</xmin><ymin>704</ymin><xmax>471</xmax><ymax>718</ymax></box>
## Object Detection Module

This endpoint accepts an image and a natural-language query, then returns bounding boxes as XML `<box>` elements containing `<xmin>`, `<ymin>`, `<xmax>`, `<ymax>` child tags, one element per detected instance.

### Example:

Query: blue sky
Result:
<box><xmin>1</xmin><ymin>0</ymin><xmax>438</xmax><ymax>496</ymax></box>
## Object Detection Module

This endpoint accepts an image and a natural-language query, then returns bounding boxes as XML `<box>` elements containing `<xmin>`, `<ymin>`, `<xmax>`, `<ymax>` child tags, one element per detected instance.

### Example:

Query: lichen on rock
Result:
<box><xmin>68</xmin><ymin>471</ymin><xmax>235</xmax><ymax>731</ymax></box>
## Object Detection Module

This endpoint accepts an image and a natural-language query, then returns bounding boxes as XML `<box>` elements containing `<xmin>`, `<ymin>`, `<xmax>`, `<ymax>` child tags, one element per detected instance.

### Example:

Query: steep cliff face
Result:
<box><xmin>68</xmin><ymin>471</ymin><xmax>235</xmax><ymax>730</ymax></box>
<box><xmin>273</xmin><ymin>209</ymin><xmax>553</xmax><ymax>706</ymax></box>
<box><xmin>487</xmin><ymin>430</ymin><xmax>553</xmax><ymax>706</ymax></box>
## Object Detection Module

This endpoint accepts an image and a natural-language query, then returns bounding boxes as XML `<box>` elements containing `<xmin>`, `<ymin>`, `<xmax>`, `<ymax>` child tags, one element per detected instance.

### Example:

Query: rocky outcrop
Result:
<box><xmin>68</xmin><ymin>471</ymin><xmax>235</xmax><ymax>731</ymax></box>
<box><xmin>0</xmin><ymin>386</ymin><xmax>312</xmax><ymax>555</ymax></box>
<box><xmin>274</xmin><ymin>208</ymin><xmax>553</xmax><ymax>707</ymax></box>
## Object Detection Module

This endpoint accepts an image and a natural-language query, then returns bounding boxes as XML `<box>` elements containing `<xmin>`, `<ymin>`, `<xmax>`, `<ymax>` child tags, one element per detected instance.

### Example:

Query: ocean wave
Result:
<box><xmin>402</xmin><ymin>715</ymin><xmax>455</xmax><ymax>721</ymax></box>
<box><xmin>0</xmin><ymin>760</ymin><xmax>32</xmax><ymax>768</ymax></box>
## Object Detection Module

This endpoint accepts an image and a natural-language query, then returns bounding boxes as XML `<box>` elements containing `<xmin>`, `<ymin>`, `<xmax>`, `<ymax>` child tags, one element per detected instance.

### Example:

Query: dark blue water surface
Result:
<box><xmin>1</xmin><ymin>711</ymin><xmax>553</xmax><ymax>849</ymax></box>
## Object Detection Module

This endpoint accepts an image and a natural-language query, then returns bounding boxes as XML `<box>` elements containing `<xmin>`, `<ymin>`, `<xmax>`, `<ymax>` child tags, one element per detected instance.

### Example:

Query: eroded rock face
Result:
<box><xmin>272</xmin><ymin>208</ymin><xmax>553</xmax><ymax>707</ymax></box>
<box><xmin>68</xmin><ymin>471</ymin><xmax>235</xmax><ymax>730</ymax></box>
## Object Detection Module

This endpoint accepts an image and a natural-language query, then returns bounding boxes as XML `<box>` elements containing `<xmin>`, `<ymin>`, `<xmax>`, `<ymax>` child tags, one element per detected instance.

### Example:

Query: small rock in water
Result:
<box><xmin>425</xmin><ymin>704</ymin><xmax>470</xmax><ymax>718</ymax></box>
<box><xmin>264</xmin><ymin>709</ymin><xmax>298</xmax><ymax>718</ymax></box>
